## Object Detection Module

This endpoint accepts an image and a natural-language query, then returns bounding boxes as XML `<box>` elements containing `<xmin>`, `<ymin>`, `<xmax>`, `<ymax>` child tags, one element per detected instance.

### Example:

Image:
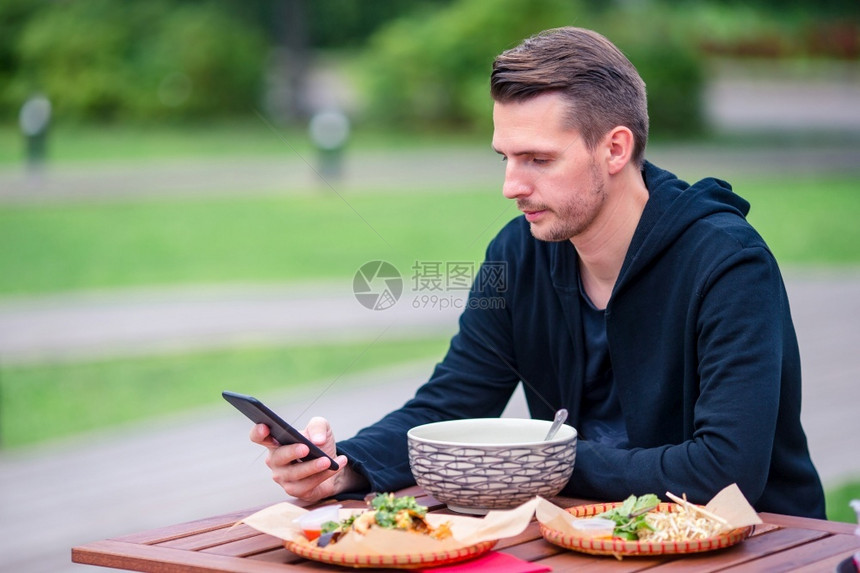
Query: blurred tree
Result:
<box><xmin>682</xmin><ymin>0</ymin><xmax>859</xmax><ymax>59</ymax></box>
<box><xmin>136</xmin><ymin>2</ymin><xmax>266</xmax><ymax>119</ymax></box>
<box><xmin>1</xmin><ymin>0</ymin><xmax>441</xmax><ymax>123</ymax></box>
<box><xmin>705</xmin><ymin>0</ymin><xmax>858</xmax><ymax>17</ymax></box>
<box><xmin>306</xmin><ymin>0</ymin><xmax>454</xmax><ymax>48</ymax></box>
<box><xmin>588</xmin><ymin>2</ymin><xmax>706</xmax><ymax>138</ymax></box>
<box><xmin>4</xmin><ymin>0</ymin><xmax>852</xmax><ymax>126</ymax></box>
<box><xmin>14</xmin><ymin>0</ymin><xmax>137</xmax><ymax>121</ymax></box>
<box><xmin>357</xmin><ymin>0</ymin><xmax>706</xmax><ymax>137</ymax></box>
<box><xmin>9</xmin><ymin>0</ymin><xmax>267</xmax><ymax>122</ymax></box>
<box><xmin>0</xmin><ymin>0</ymin><xmax>49</xmax><ymax>117</ymax></box>
<box><xmin>359</xmin><ymin>0</ymin><xmax>581</xmax><ymax>132</ymax></box>
<box><xmin>269</xmin><ymin>0</ymin><xmax>310</xmax><ymax>123</ymax></box>
<box><xmin>231</xmin><ymin>0</ymin><xmax>448</xmax><ymax>123</ymax></box>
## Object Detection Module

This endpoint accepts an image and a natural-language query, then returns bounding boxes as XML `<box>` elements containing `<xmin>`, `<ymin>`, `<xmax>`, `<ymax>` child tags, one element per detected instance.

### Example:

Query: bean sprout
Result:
<box><xmin>639</xmin><ymin>504</ymin><xmax>726</xmax><ymax>542</ymax></box>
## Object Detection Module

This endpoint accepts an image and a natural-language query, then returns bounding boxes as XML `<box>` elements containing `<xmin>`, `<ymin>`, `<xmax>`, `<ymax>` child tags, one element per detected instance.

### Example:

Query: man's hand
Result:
<box><xmin>249</xmin><ymin>416</ymin><xmax>367</xmax><ymax>501</ymax></box>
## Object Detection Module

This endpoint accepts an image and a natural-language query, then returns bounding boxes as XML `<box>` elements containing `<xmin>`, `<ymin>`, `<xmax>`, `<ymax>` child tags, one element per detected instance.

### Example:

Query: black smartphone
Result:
<box><xmin>222</xmin><ymin>390</ymin><xmax>339</xmax><ymax>471</ymax></box>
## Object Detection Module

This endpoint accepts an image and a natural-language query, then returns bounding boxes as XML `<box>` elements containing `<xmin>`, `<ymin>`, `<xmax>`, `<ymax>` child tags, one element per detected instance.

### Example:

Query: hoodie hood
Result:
<box><xmin>615</xmin><ymin>161</ymin><xmax>751</xmax><ymax>289</ymax></box>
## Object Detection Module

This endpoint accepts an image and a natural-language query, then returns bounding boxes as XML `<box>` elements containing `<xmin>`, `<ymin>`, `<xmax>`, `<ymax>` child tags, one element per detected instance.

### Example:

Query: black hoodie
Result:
<box><xmin>339</xmin><ymin>161</ymin><xmax>826</xmax><ymax>518</ymax></box>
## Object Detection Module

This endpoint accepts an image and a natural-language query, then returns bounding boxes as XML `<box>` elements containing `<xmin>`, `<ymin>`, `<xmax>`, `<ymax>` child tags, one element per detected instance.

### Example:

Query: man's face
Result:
<box><xmin>492</xmin><ymin>92</ymin><xmax>607</xmax><ymax>243</ymax></box>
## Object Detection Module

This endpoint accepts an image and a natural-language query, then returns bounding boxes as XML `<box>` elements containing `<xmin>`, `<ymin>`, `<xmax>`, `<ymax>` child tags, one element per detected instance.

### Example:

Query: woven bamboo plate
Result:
<box><xmin>540</xmin><ymin>502</ymin><xmax>754</xmax><ymax>557</ymax></box>
<box><xmin>284</xmin><ymin>538</ymin><xmax>497</xmax><ymax>569</ymax></box>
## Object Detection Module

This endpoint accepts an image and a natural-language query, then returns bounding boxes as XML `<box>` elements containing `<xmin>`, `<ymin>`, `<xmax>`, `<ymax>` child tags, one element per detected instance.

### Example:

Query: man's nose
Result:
<box><xmin>502</xmin><ymin>163</ymin><xmax>531</xmax><ymax>200</ymax></box>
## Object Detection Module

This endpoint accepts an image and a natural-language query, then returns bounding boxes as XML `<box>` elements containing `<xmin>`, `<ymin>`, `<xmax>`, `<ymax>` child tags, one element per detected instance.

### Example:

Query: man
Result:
<box><xmin>252</xmin><ymin>27</ymin><xmax>826</xmax><ymax>518</ymax></box>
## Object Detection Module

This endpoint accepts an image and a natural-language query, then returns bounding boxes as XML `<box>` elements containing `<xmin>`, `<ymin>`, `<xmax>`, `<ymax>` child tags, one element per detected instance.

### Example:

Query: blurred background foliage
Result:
<box><xmin>2</xmin><ymin>0</ymin><xmax>266</xmax><ymax>121</ymax></box>
<box><xmin>1</xmin><ymin>0</ymin><xmax>857</xmax><ymax>135</ymax></box>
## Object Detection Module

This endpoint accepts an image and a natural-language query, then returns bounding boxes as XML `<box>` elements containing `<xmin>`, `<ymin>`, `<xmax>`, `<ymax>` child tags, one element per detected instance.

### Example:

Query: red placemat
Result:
<box><xmin>417</xmin><ymin>551</ymin><xmax>551</xmax><ymax>572</ymax></box>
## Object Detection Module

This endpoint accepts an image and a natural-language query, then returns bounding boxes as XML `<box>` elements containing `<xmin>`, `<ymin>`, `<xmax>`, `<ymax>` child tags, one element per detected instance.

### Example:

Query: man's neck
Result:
<box><xmin>573</xmin><ymin>166</ymin><xmax>649</xmax><ymax>309</ymax></box>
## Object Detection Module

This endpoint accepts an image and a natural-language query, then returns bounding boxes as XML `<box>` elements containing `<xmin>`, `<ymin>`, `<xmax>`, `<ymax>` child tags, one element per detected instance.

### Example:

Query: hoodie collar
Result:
<box><xmin>550</xmin><ymin>161</ymin><xmax>749</xmax><ymax>293</ymax></box>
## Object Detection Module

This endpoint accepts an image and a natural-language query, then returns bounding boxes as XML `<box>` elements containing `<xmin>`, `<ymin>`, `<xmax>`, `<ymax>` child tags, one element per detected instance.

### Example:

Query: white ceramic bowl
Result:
<box><xmin>406</xmin><ymin>418</ymin><xmax>577</xmax><ymax>514</ymax></box>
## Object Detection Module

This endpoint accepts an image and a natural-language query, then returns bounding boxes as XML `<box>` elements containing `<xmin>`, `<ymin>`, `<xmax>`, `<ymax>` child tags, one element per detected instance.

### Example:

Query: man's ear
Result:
<box><xmin>604</xmin><ymin>126</ymin><xmax>634</xmax><ymax>175</ymax></box>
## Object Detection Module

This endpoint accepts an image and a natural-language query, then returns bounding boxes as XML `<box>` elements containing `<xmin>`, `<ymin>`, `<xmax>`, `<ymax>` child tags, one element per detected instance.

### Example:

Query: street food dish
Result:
<box><xmin>280</xmin><ymin>494</ymin><xmax>501</xmax><ymax>569</ymax></box>
<box><xmin>540</xmin><ymin>500</ymin><xmax>754</xmax><ymax>557</ymax></box>
<box><xmin>308</xmin><ymin>494</ymin><xmax>452</xmax><ymax>547</ymax></box>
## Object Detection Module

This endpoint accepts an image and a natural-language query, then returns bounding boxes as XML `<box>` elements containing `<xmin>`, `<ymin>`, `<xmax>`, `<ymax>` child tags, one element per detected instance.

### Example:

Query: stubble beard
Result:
<box><xmin>522</xmin><ymin>161</ymin><xmax>607</xmax><ymax>242</ymax></box>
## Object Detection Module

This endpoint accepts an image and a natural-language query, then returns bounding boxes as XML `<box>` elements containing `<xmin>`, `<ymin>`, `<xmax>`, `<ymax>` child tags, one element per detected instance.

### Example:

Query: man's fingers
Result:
<box><xmin>267</xmin><ymin>443</ymin><xmax>310</xmax><ymax>468</ymax></box>
<box><xmin>306</xmin><ymin>416</ymin><xmax>331</xmax><ymax>445</ymax></box>
<box><xmin>270</xmin><ymin>455</ymin><xmax>348</xmax><ymax>500</ymax></box>
<box><xmin>249</xmin><ymin>423</ymin><xmax>279</xmax><ymax>448</ymax></box>
<box><xmin>248</xmin><ymin>416</ymin><xmax>344</xmax><ymax>502</ymax></box>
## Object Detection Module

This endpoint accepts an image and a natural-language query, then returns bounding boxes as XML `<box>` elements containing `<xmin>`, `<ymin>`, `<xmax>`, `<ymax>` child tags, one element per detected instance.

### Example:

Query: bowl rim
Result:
<box><xmin>406</xmin><ymin>417</ymin><xmax>577</xmax><ymax>447</ymax></box>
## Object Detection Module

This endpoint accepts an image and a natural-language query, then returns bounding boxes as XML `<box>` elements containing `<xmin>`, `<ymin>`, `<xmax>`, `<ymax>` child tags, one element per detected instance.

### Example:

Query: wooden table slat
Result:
<box><xmin>718</xmin><ymin>532</ymin><xmax>860</xmax><ymax>572</ymax></box>
<box><xmin>72</xmin><ymin>540</ymin><xmax>307</xmax><ymax>573</ymax></box>
<box><xmin>636</xmin><ymin>527</ymin><xmax>828</xmax><ymax>572</ymax></box>
<box><xmin>758</xmin><ymin>512</ymin><xmax>858</xmax><ymax>535</ymax></box>
<box><xmin>199</xmin><ymin>533</ymin><xmax>287</xmax><ymax>558</ymax></box>
<box><xmin>789</xmin><ymin>549</ymin><xmax>858</xmax><ymax>573</ymax></box>
<box><xmin>113</xmin><ymin>505</ymin><xmax>268</xmax><ymax>545</ymax></box>
<box><xmin>493</xmin><ymin>520</ymin><xmax>546</xmax><ymax>550</ymax></box>
<box><xmin>502</xmin><ymin>536</ymin><xmax>572</xmax><ymax>563</ymax></box>
<box><xmin>538</xmin><ymin>549</ymin><xmax>665</xmax><ymax>572</ymax></box>
<box><xmin>156</xmin><ymin>523</ymin><xmax>259</xmax><ymax>551</ymax></box>
<box><xmin>748</xmin><ymin>523</ymin><xmax>780</xmax><ymax>536</ymax></box>
<box><xmin>245</xmin><ymin>548</ymin><xmax>306</xmax><ymax>565</ymax></box>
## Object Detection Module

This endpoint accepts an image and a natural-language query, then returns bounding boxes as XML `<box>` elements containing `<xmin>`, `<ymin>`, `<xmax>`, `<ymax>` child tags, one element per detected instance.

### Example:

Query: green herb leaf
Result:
<box><xmin>321</xmin><ymin>520</ymin><xmax>340</xmax><ymax>534</ymax></box>
<box><xmin>595</xmin><ymin>494</ymin><xmax>660</xmax><ymax>539</ymax></box>
<box><xmin>368</xmin><ymin>493</ymin><xmax>426</xmax><ymax>530</ymax></box>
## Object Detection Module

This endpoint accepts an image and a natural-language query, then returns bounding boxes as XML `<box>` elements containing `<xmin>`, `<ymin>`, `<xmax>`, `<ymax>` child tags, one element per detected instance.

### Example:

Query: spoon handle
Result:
<box><xmin>543</xmin><ymin>408</ymin><xmax>569</xmax><ymax>441</ymax></box>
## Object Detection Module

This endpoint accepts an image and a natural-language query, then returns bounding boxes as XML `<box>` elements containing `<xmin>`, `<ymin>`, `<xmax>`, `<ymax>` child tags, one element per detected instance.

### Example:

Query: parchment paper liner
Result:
<box><xmin>241</xmin><ymin>483</ymin><xmax>761</xmax><ymax>557</ymax></box>
<box><xmin>537</xmin><ymin>483</ymin><xmax>762</xmax><ymax>557</ymax></box>
<box><xmin>241</xmin><ymin>496</ymin><xmax>540</xmax><ymax>556</ymax></box>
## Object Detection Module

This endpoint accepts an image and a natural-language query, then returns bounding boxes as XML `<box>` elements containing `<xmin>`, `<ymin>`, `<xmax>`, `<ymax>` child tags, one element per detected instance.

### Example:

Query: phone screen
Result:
<box><xmin>223</xmin><ymin>391</ymin><xmax>339</xmax><ymax>471</ymax></box>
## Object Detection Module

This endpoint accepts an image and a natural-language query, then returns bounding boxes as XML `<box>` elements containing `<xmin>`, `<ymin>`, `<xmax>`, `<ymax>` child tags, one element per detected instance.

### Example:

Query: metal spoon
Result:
<box><xmin>543</xmin><ymin>408</ymin><xmax>569</xmax><ymax>441</ymax></box>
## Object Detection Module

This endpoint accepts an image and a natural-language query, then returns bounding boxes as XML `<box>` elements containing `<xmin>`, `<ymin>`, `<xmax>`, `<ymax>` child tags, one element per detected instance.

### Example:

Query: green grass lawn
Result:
<box><xmin>0</xmin><ymin>120</ymin><xmax>489</xmax><ymax>166</ymax></box>
<box><xmin>0</xmin><ymin>188</ymin><xmax>518</xmax><ymax>295</ymax></box>
<box><xmin>0</xmin><ymin>176</ymin><xmax>858</xmax><ymax>296</ymax></box>
<box><xmin>0</xmin><ymin>121</ymin><xmax>303</xmax><ymax>165</ymax></box>
<box><xmin>826</xmin><ymin>480</ymin><xmax>860</xmax><ymax>524</ymax></box>
<box><xmin>739</xmin><ymin>176</ymin><xmax>860</xmax><ymax>265</ymax></box>
<box><xmin>0</xmin><ymin>336</ymin><xmax>450</xmax><ymax>449</ymax></box>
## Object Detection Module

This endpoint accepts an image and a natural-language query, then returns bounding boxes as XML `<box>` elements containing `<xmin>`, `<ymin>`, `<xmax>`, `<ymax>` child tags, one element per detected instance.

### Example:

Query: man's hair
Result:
<box><xmin>491</xmin><ymin>27</ymin><xmax>648</xmax><ymax>167</ymax></box>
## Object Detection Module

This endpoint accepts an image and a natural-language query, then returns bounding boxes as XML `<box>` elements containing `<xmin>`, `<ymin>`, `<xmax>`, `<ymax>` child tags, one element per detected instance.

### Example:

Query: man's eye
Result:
<box><xmin>499</xmin><ymin>156</ymin><xmax>508</xmax><ymax>163</ymax></box>
<box><xmin>533</xmin><ymin>158</ymin><xmax>549</xmax><ymax>165</ymax></box>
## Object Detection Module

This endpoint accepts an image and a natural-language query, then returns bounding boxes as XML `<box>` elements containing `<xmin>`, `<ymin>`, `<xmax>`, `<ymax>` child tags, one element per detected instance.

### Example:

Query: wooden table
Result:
<box><xmin>73</xmin><ymin>486</ymin><xmax>860</xmax><ymax>572</ymax></box>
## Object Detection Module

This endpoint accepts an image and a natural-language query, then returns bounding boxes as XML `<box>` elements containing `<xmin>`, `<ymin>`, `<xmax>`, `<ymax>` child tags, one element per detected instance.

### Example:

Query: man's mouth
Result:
<box><xmin>519</xmin><ymin>203</ymin><xmax>548</xmax><ymax>222</ymax></box>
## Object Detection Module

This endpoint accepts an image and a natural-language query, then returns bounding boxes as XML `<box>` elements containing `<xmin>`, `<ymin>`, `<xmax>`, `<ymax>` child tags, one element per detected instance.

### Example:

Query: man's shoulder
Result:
<box><xmin>688</xmin><ymin>205</ymin><xmax>769</xmax><ymax>254</ymax></box>
<box><xmin>643</xmin><ymin>162</ymin><xmax>764</xmax><ymax>253</ymax></box>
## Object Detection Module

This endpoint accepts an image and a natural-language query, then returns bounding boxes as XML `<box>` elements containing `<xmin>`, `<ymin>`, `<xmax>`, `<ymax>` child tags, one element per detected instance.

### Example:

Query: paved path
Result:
<box><xmin>1</xmin><ymin>142</ymin><xmax>859</xmax><ymax>203</ymax></box>
<box><xmin>1</xmin><ymin>270</ymin><xmax>859</xmax><ymax>573</ymax></box>
<box><xmin>0</xmin><ymin>282</ymin><xmax>464</xmax><ymax>366</ymax></box>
